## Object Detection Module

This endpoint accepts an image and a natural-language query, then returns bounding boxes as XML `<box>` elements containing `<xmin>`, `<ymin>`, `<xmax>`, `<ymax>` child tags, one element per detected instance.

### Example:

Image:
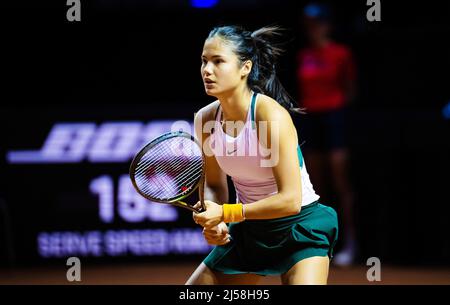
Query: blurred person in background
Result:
<box><xmin>295</xmin><ymin>2</ymin><xmax>358</xmax><ymax>266</ymax></box>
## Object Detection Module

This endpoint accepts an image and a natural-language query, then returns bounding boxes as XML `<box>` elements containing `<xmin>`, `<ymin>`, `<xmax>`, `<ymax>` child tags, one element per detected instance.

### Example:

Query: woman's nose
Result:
<box><xmin>203</xmin><ymin>62</ymin><xmax>213</xmax><ymax>75</ymax></box>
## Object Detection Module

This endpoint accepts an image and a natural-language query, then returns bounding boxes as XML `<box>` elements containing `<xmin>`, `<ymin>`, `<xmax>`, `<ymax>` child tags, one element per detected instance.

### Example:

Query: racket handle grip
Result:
<box><xmin>198</xmin><ymin>176</ymin><xmax>206</xmax><ymax>211</ymax></box>
<box><xmin>197</xmin><ymin>204</ymin><xmax>206</xmax><ymax>213</ymax></box>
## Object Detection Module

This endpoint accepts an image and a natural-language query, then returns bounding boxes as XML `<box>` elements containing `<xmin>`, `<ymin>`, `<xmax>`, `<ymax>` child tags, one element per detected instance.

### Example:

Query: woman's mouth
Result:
<box><xmin>204</xmin><ymin>79</ymin><xmax>216</xmax><ymax>88</ymax></box>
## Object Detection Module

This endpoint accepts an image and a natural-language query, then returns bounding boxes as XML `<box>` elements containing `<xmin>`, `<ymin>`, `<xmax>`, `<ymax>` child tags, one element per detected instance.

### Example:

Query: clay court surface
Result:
<box><xmin>1</xmin><ymin>262</ymin><xmax>449</xmax><ymax>285</ymax></box>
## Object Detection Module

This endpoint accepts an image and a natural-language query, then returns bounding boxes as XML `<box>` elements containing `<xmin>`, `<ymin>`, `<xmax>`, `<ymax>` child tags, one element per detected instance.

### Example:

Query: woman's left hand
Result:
<box><xmin>193</xmin><ymin>200</ymin><xmax>223</xmax><ymax>228</ymax></box>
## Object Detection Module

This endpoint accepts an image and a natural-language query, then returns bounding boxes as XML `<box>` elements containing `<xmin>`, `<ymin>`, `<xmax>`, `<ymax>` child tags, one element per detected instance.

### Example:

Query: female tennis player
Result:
<box><xmin>186</xmin><ymin>25</ymin><xmax>338</xmax><ymax>285</ymax></box>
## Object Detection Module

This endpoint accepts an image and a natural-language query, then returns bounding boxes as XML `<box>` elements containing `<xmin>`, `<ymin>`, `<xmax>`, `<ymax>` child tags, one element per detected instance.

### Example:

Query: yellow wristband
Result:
<box><xmin>222</xmin><ymin>203</ymin><xmax>245</xmax><ymax>223</ymax></box>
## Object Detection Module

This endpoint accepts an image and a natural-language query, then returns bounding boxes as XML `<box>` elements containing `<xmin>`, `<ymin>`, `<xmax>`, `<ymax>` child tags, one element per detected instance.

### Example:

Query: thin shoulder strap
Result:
<box><xmin>210</xmin><ymin>103</ymin><xmax>221</xmax><ymax>134</ymax></box>
<box><xmin>214</xmin><ymin>103</ymin><xmax>221</xmax><ymax>121</ymax></box>
<box><xmin>250</xmin><ymin>92</ymin><xmax>257</xmax><ymax>130</ymax></box>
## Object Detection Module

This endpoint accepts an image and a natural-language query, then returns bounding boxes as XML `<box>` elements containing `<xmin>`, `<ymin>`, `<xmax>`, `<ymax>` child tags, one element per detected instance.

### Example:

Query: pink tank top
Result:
<box><xmin>209</xmin><ymin>92</ymin><xmax>320</xmax><ymax>206</ymax></box>
<box><xmin>209</xmin><ymin>93</ymin><xmax>277</xmax><ymax>204</ymax></box>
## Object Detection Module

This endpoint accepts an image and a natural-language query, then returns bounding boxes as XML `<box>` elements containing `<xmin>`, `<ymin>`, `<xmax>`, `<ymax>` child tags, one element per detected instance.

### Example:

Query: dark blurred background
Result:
<box><xmin>1</xmin><ymin>0</ymin><xmax>449</xmax><ymax>272</ymax></box>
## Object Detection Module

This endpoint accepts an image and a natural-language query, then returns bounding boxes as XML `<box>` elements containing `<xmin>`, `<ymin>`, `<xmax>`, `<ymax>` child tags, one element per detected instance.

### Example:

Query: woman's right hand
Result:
<box><xmin>202</xmin><ymin>222</ymin><xmax>231</xmax><ymax>246</ymax></box>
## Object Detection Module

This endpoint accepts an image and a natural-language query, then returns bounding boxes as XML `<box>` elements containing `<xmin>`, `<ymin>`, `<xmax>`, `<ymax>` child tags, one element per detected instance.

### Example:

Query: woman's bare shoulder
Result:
<box><xmin>255</xmin><ymin>94</ymin><xmax>292</xmax><ymax>123</ymax></box>
<box><xmin>196</xmin><ymin>100</ymin><xmax>221</xmax><ymax>122</ymax></box>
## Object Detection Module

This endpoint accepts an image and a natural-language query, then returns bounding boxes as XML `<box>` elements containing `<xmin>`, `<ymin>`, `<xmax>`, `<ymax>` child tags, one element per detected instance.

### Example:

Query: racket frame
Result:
<box><xmin>129</xmin><ymin>130</ymin><xmax>206</xmax><ymax>213</ymax></box>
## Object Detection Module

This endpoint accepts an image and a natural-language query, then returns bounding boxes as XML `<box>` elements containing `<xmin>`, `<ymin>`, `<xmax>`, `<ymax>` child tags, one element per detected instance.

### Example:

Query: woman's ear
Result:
<box><xmin>241</xmin><ymin>60</ymin><xmax>252</xmax><ymax>78</ymax></box>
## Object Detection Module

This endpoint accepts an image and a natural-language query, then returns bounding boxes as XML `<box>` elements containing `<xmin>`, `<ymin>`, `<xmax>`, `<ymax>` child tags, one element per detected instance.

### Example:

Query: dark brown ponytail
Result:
<box><xmin>207</xmin><ymin>25</ymin><xmax>304</xmax><ymax>114</ymax></box>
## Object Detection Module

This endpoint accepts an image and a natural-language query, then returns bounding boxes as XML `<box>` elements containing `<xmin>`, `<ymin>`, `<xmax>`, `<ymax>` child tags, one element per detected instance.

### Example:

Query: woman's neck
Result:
<box><xmin>218</xmin><ymin>87</ymin><xmax>253</xmax><ymax>123</ymax></box>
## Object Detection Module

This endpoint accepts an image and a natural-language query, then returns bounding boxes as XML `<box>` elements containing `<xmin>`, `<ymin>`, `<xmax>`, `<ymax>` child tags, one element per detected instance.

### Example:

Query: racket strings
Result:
<box><xmin>147</xmin><ymin>159</ymin><xmax>202</xmax><ymax>198</ymax></box>
<box><xmin>136</xmin><ymin>158</ymin><xmax>191</xmax><ymax>195</ymax></box>
<box><xmin>135</xmin><ymin>137</ymin><xmax>200</xmax><ymax>176</ymax></box>
<box><xmin>141</xmin><ymin>161</ymin><xmax>202</xmax><ymax>200</ymax></box>
<box><xmin>137</xmin><ymin>158</ymin><xmax>202</xmax><ymax>199</ymax></box>
<box><xmin>135</xmin><ymin>138</ymin><xmax>191</xmax><ymax>176</ymax></box>
<box><xmin>134</xmin><ymin>137</ymin><xmax>203</xmax><ymax>200</ymax></box>
<box><xmin>148</xmin><ymin>157</ymin><xmax>202</xmax><ymax>199</ymax></box>
<box><xmin>136</xmin><ymin>154</ymin><xmax>197</xmax><ymax>191</ymax></box>
<box><xmin>136</xmin><ymin>141</ymin><xmax>202</xmax><ymax>191</ymax></box>
<box><xmin>147</xmin><ymin>171</ymin><xmax>202</xmax><ymax>201</ymax></box>
<box><xmin>135</xmin><ymin>138</ymin><xmax>195</xmax><ymax>184</ymax></box>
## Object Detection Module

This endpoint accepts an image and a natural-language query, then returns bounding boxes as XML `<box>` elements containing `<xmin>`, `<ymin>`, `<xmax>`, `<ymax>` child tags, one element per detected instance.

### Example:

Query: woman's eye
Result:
<box><xmin>215</xmin><ymin>59</ymin><xmax>223</xmax><ymax>64</ymax></box>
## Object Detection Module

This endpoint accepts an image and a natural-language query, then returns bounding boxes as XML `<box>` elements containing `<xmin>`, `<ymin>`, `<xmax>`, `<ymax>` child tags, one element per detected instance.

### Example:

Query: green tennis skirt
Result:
<box><xmin>203</xmin><ymin>201</ymin><xmax>338</xmax><ymax>276</ymax></box>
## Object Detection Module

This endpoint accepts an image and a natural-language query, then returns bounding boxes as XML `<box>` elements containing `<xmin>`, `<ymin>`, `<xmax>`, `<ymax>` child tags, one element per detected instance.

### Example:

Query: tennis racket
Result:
<box><xmin>129</xmin><ymin>130</ymin><xmax>206</xmax><ymax>213</ymax></box>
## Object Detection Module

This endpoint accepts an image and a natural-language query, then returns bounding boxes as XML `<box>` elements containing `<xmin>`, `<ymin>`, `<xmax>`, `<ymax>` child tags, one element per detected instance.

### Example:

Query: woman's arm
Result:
<box><xmin>243</xmin><ymin>96</ymin><xmax>302</xmax><ymax>219</ymax></box>
<box><xmin>194</xmin><ymin>102</ymin><xmax>229</xmax><ymax>204</ymax></box>
<box><xmin>194</xmin><ymin>104</ymin><xmax>231</xmax><ymax>245</ymax></box>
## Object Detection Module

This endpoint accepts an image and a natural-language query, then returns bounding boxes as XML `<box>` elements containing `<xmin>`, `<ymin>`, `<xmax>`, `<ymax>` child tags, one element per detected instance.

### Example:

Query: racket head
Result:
<box><xmin>129</xmin><ymin>131</ymin><xmax>206</xmax><ymax>212</ymax></box>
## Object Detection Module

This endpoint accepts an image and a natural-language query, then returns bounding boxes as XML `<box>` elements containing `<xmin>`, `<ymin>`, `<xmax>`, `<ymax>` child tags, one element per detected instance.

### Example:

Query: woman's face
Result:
<box><xmin>201</xmin><ymin>36</ymin><xmax>248</xmax><ymax>97</ymax></box>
